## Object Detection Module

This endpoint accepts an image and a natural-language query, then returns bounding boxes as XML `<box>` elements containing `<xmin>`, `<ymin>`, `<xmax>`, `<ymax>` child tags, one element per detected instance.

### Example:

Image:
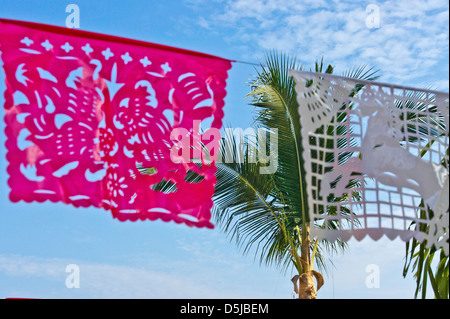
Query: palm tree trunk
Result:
<box><xmin>293</xmin><ymin>224</ymin><xmax>324</xmax><ymax>299</ymax></box>
<box><xmin>301</xmin><ymin>224</ymin><xmax>311</xmax><ymax>273</ymax></box>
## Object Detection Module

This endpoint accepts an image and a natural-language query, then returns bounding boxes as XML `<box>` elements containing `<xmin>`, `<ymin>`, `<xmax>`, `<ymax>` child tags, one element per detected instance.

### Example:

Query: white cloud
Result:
<box><xmin>317</xmin><ymin>237</ymin><xmax>423</xmax><ymax>299</ymax></box>
<box><xmin>196</xmin><ymin>0</ymin><xmax>449</xmax><ymax>90</ymax></box>
<box><xmin>0</xmin><ymin>235</ymin><xmax>290</xmax><ymax>299</ymax></box>
<box><xmin>0</xmin><ymin>254</ymin><xmax>238</xmax><ymax>298</ymax></box>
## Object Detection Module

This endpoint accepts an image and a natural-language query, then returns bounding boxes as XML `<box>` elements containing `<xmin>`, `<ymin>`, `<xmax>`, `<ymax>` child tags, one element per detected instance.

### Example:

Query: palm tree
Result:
<box><xmin>401</xmin><ymin>91</ymin><xmax>449</xmax><ymax>299</ymax></box>
<box><xmin>403</xmin><ymin>225</ymin><xmax>449</xmax><ymax>299</ymax></box>
<box><xmin>147</xmin><ymin>51</ymin><xmax>379</xmax><ymax>298</ymax></box>
<box><xmin>210</xmin><ymin>51</ymin><xmax>379</xmax><ymax>299</ymax></box>
<box><xmin>402</xmin><ymin>153</ymin><xmax>448</xmax><ymax>299</ymax></box>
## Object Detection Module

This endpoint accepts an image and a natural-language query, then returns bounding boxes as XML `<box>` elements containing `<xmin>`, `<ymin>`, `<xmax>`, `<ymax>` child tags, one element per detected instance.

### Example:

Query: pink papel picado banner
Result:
<box><xmin>0</xmin><ymin>19</ymin><xmax>232</xmax><ymax>228</ymax></box>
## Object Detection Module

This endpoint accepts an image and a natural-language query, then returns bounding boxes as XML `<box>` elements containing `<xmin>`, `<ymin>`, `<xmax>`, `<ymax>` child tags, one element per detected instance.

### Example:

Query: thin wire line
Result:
<box><xmin>232</xmin><ymin>59</ymin><xmax>264</xmax><ymax>67</ymax></box>
<box><xmin>292</xmin><ymin>70</ymin><xmax>449</xmax><ymax>96</ymax></box>
<box><xmin>235</xmin><ymin>62</ymin><xmax>449</xmax><ymax>96</ymax></box>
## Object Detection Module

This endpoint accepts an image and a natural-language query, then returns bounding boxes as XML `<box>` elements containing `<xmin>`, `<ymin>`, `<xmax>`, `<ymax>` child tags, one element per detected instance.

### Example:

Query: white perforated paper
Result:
<box><xmin>290</xmin><ymin>70</ymin><xmax>449</xmax><ymax>254</ymax></box>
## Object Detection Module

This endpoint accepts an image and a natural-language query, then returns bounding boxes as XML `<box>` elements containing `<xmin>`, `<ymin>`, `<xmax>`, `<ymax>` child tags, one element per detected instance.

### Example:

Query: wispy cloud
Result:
<box><xmin>191</xmin><ymin>0</ymin><xmax>449</xmax><ymax>91</ymax></box>
<box><xmin>0</xmin><ymin>237</ymin><xmax>289</xmax><ymax>299</ymax></box>
<box><xmin>0</xmin><ymin>235</ymin><xmax>424</xmax><ymax>299</ymax></box>
<box><xmin>0</xmin><ymin>253</ymin><xmax>239</xmax><ymax>298</ymax></box>
<box><xmin>318</xmin><ymin>237</ymin><xmax>423</xmax><ymax>299</ymax></box>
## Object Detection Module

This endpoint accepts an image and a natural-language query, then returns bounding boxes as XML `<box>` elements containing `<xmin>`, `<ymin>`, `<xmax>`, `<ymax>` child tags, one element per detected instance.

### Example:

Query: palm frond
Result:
<box><xmin>140</xmin><ymin>52</ymin><xmax>382</xmax><ymax>278</ymax></box>
<box><xmin>212</xmin><ymin>52</ymin><xmax>381</xmax><ymax>274</ymax></box>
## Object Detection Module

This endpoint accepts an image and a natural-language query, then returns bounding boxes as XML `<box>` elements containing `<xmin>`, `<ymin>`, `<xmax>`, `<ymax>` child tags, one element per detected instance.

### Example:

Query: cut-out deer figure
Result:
<box><xmin>320</xmin><ymin>87</ymin><xmax>447</xmax><ymax>211</ymax></box>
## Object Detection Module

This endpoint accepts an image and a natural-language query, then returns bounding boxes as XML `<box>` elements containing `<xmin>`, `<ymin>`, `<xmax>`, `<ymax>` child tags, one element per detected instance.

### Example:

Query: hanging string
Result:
<box><xmin>232</xmin><ymin>59</ymin><xmax>262</xmax><ymax>67</ymax></box>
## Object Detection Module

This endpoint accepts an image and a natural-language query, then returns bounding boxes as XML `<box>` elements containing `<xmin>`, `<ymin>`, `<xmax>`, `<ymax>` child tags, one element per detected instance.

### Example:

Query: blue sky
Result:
<box><xmin>0</xmin><ymin>0</ymin><xmax>448</xmax><ymax>299</ymax></box>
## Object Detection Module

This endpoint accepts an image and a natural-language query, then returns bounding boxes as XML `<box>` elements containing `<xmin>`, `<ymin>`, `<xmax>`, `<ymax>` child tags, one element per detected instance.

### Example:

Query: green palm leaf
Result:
<box><xmin>212</xmin><ymin>51</ymin><xmax>380</xmax><ymax>278</ymax></box>
<box><xmin>142</xmin><ymin>51</ymin><xmax>381</xmax><ymax>297</ymax></box>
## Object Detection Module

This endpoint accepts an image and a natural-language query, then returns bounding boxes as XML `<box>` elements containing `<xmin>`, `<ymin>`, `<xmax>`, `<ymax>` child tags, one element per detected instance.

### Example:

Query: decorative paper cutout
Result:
<box><xmin>290</xmin><ymin>70</ymin><xmax>449</xmax><ymax>253</ymax></box>
<box><xmin>0</xmin><ymin>19</ymin><xmax>232</xmax><ymax>228</ymax></box>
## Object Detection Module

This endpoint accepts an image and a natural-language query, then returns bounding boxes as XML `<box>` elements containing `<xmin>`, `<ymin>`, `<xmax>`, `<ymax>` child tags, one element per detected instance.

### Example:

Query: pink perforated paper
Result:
<box><xmin>0</xmin><ymin>19</ymin><xmax>232</xmax><ymax>228</ymax></box>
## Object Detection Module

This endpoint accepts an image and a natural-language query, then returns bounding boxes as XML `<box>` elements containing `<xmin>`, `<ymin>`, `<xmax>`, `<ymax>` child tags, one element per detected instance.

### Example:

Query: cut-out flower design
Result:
<box><xmin>107</xmin><ymin>172</ymin><xmax>128</xmax><ymax>198</ymax></box>
<box><xmin>0</xmin><ymin>19</ymin><xmax>231</xmax><ymax>228</ymax></box>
